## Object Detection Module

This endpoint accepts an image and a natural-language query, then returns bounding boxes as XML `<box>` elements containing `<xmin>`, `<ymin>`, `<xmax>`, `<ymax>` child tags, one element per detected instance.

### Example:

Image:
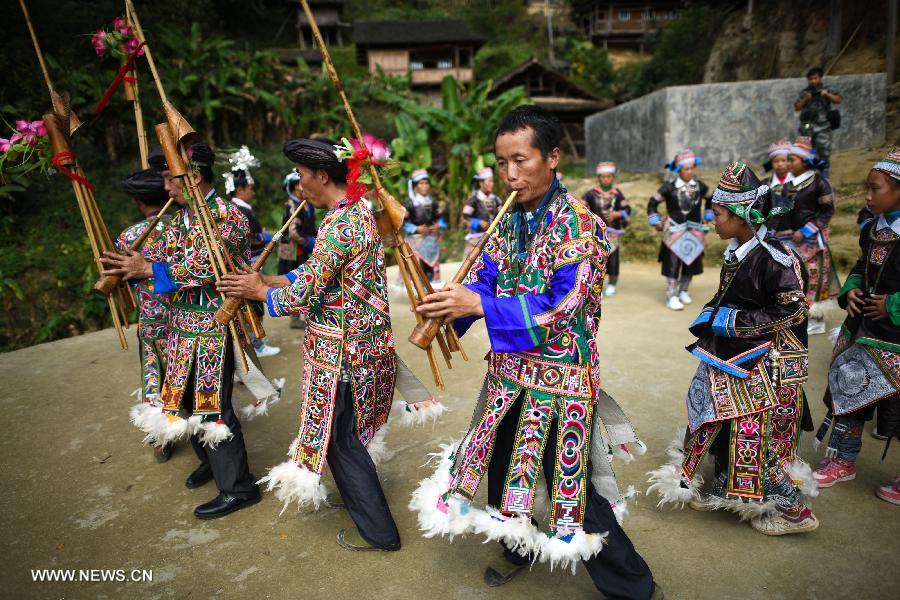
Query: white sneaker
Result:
<box><xmin>255</xmin><ymin>342</ymin><xmax>281</xmax><ymax>358</ymax></box>
<box><xmin>807</xmin><ymin>318</ymin><xmax>826</xmax><ymax>335</ymax></box>
<box><xmin>666</xmin><ymin>296</ymin><xmax>684</xmax><ymax>311</ymax></box>
<box><xmin>678</xmin><ymin>291</ymin><xmax>693</xmax><ymax>305</ymax></box>
<box><xmin>604</xmin><ymin>284</ymin><xmax>617</xmax><ymax>297</ymax></box>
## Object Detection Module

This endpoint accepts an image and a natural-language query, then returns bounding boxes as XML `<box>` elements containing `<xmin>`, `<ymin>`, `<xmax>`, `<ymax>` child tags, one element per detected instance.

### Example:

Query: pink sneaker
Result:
<box><xmin>875</xmin><ymin>476</ymin><xmax>900</xmax><ymax>505</ymax></box>
<box><xmin>813</xmin><ymin>458</ymin><xmax>856</xmax><ymax>487</ymax></box>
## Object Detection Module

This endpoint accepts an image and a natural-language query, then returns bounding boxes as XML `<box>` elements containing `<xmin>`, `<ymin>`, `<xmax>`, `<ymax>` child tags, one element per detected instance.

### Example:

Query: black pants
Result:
<box><xmin>488</xmin><ymin>395</ymin><xmax>655</xmax><ymax>600</ymax></box>
<box><xmin>327</xmin><ymin>381</ymin><xmax>400</xmax><ymax>549</ymax></box>
<box><xmin>185</xmin><ymin>340</ymin><xmax>257</xmax><ymax>499</ymax></box>
<box><xmin>607</xmin><ymin>249</ymin><xmax>620</xmax><ymax>278</ymax></box>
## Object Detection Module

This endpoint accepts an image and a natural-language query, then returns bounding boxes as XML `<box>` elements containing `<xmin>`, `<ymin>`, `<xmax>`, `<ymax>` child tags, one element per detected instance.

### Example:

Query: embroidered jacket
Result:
<box><xmin>837</xmin><ymin>215</ymin><xmax>900</xmax><ymax>349</ymax></box>
<box><xmin>146</xmin><ymin>193</ymin><xmax>249</xmax><ymax>419</ymax></box>
<box><xmin>266</xmin><ymin>198</ymin><xmax>396</xmax><ymax>475</ymax></box>
<box><xmin>583</xmin><ymin>185</ymin><xmax>629</xmax><ymax>230</ymax></box>
<box><xmin>648</xmin><ymin>179</ymin><xmax>712</xmax><ymax>225</ymax></box>
<box><xmin>116</xmin><ymin>214</ymin><xmax>173</xmax><ymax>402</ymax></box>
<box><xmin>461</xmin><ymin>190</ymin><xmax>500</xmax><ymax>235</ymax></box>
<box><xmin>450</xmin><ymin>182</ymin><xmax>609</xmax><ymax>533</ymax></box>
<box><xmin>781</xmin><ymin>170</ymin><xmax>835</xmax><ymax>237</ymax></box>
<box><xmin>687</xmin><ymin>238</ymin><xmax>809</xmax><ymax>381</ymax></box>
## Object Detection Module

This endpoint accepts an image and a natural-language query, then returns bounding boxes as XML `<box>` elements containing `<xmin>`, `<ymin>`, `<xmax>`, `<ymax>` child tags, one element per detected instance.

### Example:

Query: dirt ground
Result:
<box><xmin>1</xmin><ymin>259</ymin><xmax>898</xmax><ymax>600</ymax></box>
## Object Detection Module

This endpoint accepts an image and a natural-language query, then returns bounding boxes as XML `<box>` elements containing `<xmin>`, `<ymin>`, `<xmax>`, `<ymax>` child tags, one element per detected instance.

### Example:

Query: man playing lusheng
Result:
<box><xmin>216</xmin><ymin>138</ymin><xmax>402</xmax><ymax>551</ymax></box>
<box><xmin>115</xmin><ymin>167</ymin><xmax>174</xmax><ymax>463</ymax></box>
<box><xmin>412</xmin><ymin>106</ymin><xmax>658</xmax><ymax>598</ymax></box>
<box><xmin>101</xmin><ymin>143</ymin><xmax>260</xmax><ymax>520</ymax></box>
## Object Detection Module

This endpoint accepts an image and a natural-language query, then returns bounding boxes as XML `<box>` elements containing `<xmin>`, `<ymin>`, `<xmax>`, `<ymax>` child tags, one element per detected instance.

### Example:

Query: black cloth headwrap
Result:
<box><xmin>122</xmin><ymin>169</ymin><xmax>169</xmax><ymax>205</ymax></box>
<box><xmin>283</xmin><ymin>138</ymin><xmax>340</xmax><ymax>170</ymax></box>
<box><xmin>188</xmin><ymin>143</ymin><xmax>215</xmax><ymax>167</ymax></box>
<box><xmin>148</xmin><ymin>146</ymin><xmax>166</xmax><ymax>172</ymax></box>
<box><xmin>231</xmin><ymin>168</ymin><xmax>250</xmax><ymax>188</ymax></box>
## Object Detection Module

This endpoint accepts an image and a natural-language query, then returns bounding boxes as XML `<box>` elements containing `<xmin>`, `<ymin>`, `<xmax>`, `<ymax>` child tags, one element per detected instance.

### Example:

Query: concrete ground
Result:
<box><xmin>1</xmin><ymin>261</ymin><xmax>898</xmax><ymax>599</ymax></box>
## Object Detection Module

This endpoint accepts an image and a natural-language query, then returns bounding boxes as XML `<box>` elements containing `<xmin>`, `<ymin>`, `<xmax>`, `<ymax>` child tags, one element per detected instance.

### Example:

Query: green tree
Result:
<box><xmin>381</xmin><ymin>75</ymin><xmax>528</xmax><ymax>228</ymax></box>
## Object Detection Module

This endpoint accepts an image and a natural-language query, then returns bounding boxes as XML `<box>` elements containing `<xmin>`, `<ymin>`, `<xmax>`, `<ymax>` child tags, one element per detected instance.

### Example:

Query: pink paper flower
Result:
<box><xmin>352</xmin><ymin>133</ymin><xmax>391</xmax><ymax>163</ymax></box>
<box><xmin>14</xmin><ymin>120</ymin><xmax>47</xmax><ymax>145</ymax></box>
<box><xmin>112</xmin><ymin>16</ymin><xmax>131</xmax><ymax>36</ymax></box>
<box><xmin>91</xmin><ymin>29</ymin><xmax>108</xmax><ymax>56</ymax></box>
<box><xmin>124</xmin><ymin>36</ymin><xmax>144</xmax><ymax>56</ymax></box>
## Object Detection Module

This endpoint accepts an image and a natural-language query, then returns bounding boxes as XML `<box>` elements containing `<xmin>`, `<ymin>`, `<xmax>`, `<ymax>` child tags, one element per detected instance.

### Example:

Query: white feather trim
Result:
<box><xmin>611</xmin><ymin>485</ymin><xmax>637</xmax><ymax>525</ymax></box>
<box><xmin>129</xmin><ymin>402</ymin><xmax>157</xmax><ymax>432</ymax></box>
<box><xmin>257</xmin><ymin>460</ymin><xmax>328</xmax><ymax>514</ymax></box>
<box><xmin>408</xmin><ymin>440</ymin><xmax>608</xmax><ymax>573</ymax></box>
<box><xmin>241</xmin><ymin>399</ymin><xmax>270</xmax><ymax>420</ymax></box>
<box><xmin>198</xmin><ymin>421</ymin><xmax>233</xmax><ymax>448</ymax></box>
<box><xmin>785</xmin><ymin>458</ymin><xmax>819</xmax><ymax>499</ymax></box>
<box><xmin>646</xmin><ymin>427</ymin><xmax>699</xmax><ymax>508</ymax></box>
<box><xmin>708</xmin><ymin>496</ymin><xmax>777</xmax><ymax>521</ymax></box>
<box><xmin>390</xmin><ymin>399</ymin><xmax>448</xmax><ymax>427</ymax></box>
<box><xmin>366</xmin><ymin>425</ymin><xmax>394</xmax><ymax>465</ymax></box>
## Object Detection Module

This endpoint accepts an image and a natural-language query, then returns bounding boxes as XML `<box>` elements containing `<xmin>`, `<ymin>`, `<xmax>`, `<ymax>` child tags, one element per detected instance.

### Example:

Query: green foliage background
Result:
<box><xmin>0</xmin><ymin>0</ymin><xmax>731</xmax><ymax>351</ymax></box>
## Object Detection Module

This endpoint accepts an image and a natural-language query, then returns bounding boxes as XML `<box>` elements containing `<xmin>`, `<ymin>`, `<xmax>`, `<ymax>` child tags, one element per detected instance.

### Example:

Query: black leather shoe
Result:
<box><xmin>185</xmin><ymin>463</ymin><xmax>213</xmax><ymax>489</ymax></box>
<box><xmin>194</xmin><ymin>490</ymin><xmax>261</xmax><ymax>520</ymax></box>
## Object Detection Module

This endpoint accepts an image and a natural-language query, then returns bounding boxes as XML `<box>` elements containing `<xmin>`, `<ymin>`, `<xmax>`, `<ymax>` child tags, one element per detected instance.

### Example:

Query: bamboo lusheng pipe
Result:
<box><xmin>297</xmin><ymin>0</ymin><xmax>460</xmax><ymax>387</ymax></box>
<box><xmin>409</xmin><ymin>191</ymin><xmax>518</xmax><ymax>350</ymax></box>
<box><xmin>214</xmin><ymin>200</ymin><xmax>308</xmax><ymax>325</ymax></box>
<box><xmin>152</xmin><ymin>117</ymin><xmax>250</xmax><ymax>372</ymax></box>
<box><xmin>92</xmin><ymin>196</ymin><xmax>175</xmax><ymax>296</ymax></box>
<box><xmin>45</xmin><ymin>112</ymin><xmax>130</xmax><ymax>349</ymax></box>
<box><xmin>297</xmin><ymin>0</ymin><xmax>406</xmax><ymax>241</ymax></box>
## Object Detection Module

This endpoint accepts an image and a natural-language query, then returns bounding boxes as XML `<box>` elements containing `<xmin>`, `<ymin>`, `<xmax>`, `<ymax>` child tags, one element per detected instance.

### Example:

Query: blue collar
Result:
<box><xmin>885</xmin><ymin>210</ymin><xmax>900</xmax><ymax>225</ymax></box>
<box><xmin>514</xmin><ymin>178</ymin><xmax>560</xmax><ymax>258</ymax></box>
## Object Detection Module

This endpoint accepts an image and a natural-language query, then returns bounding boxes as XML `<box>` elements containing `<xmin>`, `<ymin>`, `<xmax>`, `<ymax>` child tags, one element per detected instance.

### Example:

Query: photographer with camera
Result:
<box><xmin>794</xmin><ymin>67</ymin><xmax>843</xmax><ymax>177</ymax></box>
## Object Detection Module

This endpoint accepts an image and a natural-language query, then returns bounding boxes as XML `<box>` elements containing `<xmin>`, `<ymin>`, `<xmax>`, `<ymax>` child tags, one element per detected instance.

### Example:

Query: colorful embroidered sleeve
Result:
<box><xmin>266</xmin><ymin>211</ymin><xmax>351</xmax><ymax>317</ymax></box>
<box><xmin>451</xmin><ymin>227</ymin><xmax>505</xmax><ymax>337</ymax></box>
<box><xmin>480</xmin><ymin>237</ymin><xmax>603</xmax><ymax>352</ymax></box>
<box><xmin>712</xmin><ymin>259</ymin><xmax>808</xmax><ymax>338</ymax></box>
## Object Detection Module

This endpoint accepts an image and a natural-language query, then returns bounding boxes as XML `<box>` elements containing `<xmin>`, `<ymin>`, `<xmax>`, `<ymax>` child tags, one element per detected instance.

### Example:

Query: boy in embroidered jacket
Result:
<box><xmin>774</xmin><ymin>136</ymin><xmax>840</xmax><ymax>335</ymax></box>
<box><xmin>461</xmin><ymin>166</ymin><xmax>501</xmax><ymax>256</ymax></box>
<box><xmin>413</xmin><ymin>107</ymin><xmax>657</xmax><ymax>598</ymax></box>
<box><xmin>116</xmin><ymin>169</ymin><xmax>173</xmax><ymax>462</ymax></box>
<box><xmin>404</xmin><ymin>169</ymin><xmax>446</xmax><ymax>282</ymax></box>
<box><xmin>648</xmin><ymin>162</ymin><xmax>819</xmax><ymax>536</ymax></box>
<box><xmin>813</xmin><ymin>149</ymin><xmax>900</xmax><ymax>505</ymax></box>
<box><xmin>218</xmin><ymin>138</ymin><xmax>402</xmax><ymax>551</ymax></box>
<box><xmin>648</xmin><ymin>150</ymin><xmax>712</xmax><ymax>311</ymax></box>
<box><xmin>102</xmin><ymin>143</ymin><xmax>261</xmax><ymax>520</ymax></box>
<box><xmin>583</xmin><ymin>161</ymin><xmax>629</xmax><ymax>296</ymax></box>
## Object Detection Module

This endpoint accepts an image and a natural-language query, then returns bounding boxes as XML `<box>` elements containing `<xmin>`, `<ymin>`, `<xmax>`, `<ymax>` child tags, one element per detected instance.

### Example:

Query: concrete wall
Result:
<box><xmin>585</xmin><ymin>73</ymin><xmax>887</xmax><ymax>173</ymax></box>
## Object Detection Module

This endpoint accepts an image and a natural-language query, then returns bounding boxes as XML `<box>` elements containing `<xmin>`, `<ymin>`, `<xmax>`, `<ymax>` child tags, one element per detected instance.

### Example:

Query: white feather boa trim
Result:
<box><xmin>365</xmin><ymin>425</ymin><xmax>393</xmax><ymax>465</ymax></box>
<box><xmin>240</xmin><ymin>377</ymin><xmax>285</xmax><ymax>420</ymax></box>
<box><xmin>135</xmin><ymin>409</ymin><xmax>203</xmax><ymax>448</ymax></box>
<box><xmin>646</xmin><ymin>427</ymin><xmax>701</xmax><ymax>508</ymax></box>
<box><xmin>785</xmin><ymin>457</ymin><xmax>819</xmax><ymax>500</ymax></box>
<box><xmin>257</xmin><ymin>461</ymin><xmax>328</xmax><ymax>514</ymax></box>
<box><xmin>409</xmin><ymin>441</ymin><xmax>608</xmax><ymax>574</ymax></box>
<box><xmin>390</xmin><ymin>399</ymin><xmax>448</xmax><ymax>427</ymax></box>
